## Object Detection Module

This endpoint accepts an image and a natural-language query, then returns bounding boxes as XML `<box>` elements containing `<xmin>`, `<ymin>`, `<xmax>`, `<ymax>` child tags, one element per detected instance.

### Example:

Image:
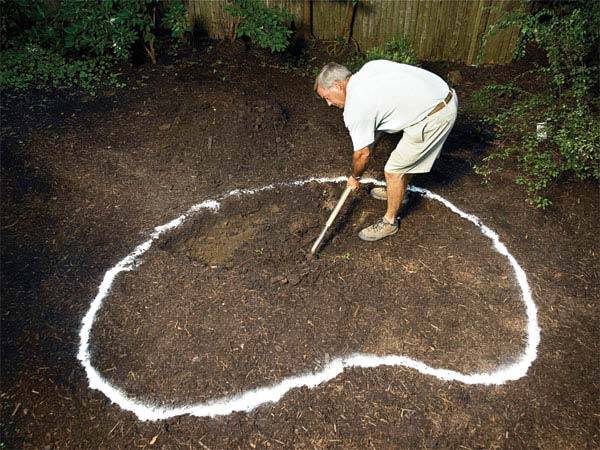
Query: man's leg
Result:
<box><xmin>383</xmin><ymin>171</ymin><xmax>412</xmax><ymax>223</ymax></box>
<box><xmin>358</xmin><ymin>171</ymin><xmax>411</xmax><ymax>242</ymax></box>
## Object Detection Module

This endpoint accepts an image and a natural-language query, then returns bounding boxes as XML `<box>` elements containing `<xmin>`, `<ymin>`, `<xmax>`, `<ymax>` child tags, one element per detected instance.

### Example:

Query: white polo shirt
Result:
<box><xmin>343</xmin><ymin>60</ymin><xmax>450</xmax><ymax>151</ymax></box>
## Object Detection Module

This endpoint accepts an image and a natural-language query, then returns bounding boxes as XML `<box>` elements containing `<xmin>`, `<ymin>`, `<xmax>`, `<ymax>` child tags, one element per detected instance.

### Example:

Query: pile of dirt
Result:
<box><xmin>237</xmin><ymin>99</ymin><xmax>289</xmax><ymax>132</ymax></box>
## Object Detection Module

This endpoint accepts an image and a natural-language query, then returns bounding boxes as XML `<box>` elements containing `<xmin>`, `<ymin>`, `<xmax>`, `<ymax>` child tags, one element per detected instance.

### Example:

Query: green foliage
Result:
<box><xmin>474</xmin><ymin>1</ymin><xmax>599</xmax><ymax>208</ymax></box>
<box><xmin>59</xmin><ymin>1</ymin><xmax>115</xmax><ymax>57</ymax></box>
<box><xmin>333</xmin><ymin>252</ymin><xmax>353</xmax><ymax>262</ymax></box>
<box><xmin>0</xmin><ymin>0</ymin><xmax>190</xmax><ymax>92</ymax></box>
<box><xmin>474</xmin><ymin>85</ymin><xmax>600</xmax><ymax>208</ymax></box>
<box><xmin>0</xmin><ymin>44</ymin><xmax>118</xmax><ymax>92</ymax></box>
<box><xmin>483</xmin><ymin>2</ymin><xmax>598</xmax><ymax>94</ymax></box>
<box><xmin>348</xmin><ymin>36</ymin><xmax>418</xmax><ymax>71</ymax></box>
<box><xmin>225</xmin><ymin>0</ymin><xmax>293</xmax><ymax>52</ymax></box>
<box><xmin>364</xmin><ymin>37</ymin><xmax>418</xmax><ymax>66</ymax></box>
<box><xmin>163</xmin><ymin>0</ymin><xmax>190</xmax><ymax>40</ymax></box>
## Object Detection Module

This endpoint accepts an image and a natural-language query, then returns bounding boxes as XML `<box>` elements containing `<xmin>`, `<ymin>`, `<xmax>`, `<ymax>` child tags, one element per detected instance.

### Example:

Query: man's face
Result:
<box><xmin>316</xmin><ymin>81</ymin><xmax>346</xmax><ymax>109</ymax></box>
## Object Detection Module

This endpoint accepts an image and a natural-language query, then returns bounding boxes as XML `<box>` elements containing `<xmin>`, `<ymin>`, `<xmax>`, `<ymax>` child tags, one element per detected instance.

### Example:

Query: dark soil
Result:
<box><xmin>2</xmin><ymin>40</ymin><xmax>598</xmax><ymax>449</ymax></box>
<box><xmin>92</xmin><ymin>184</ymin><xmax>524</xmax><ymax>406</ymax></box>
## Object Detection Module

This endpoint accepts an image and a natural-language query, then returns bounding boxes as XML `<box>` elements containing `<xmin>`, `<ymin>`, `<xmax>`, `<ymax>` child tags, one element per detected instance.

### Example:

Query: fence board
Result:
<box><xmin>407</xmin><ymin>0</ymin><xmax>420</xmax><ymax>50</ymax></box>
<box><xmin>484</xmin><ymin>0</ymin><xmax>503</xmax><ymax>63</ymax></box>
<box><xmin>391</xmin><ymin>1</ymin><xmax>406</xmax><ymax>44</ymax></box>
<box><xmin>499</xmin><ymin>0</ymin><xmax>521</xmax><ymax>63</ymax></box>
<box><xmin>445</xmin><ymin>0</ymin><xmax>461</xmax><ymax>60</ymax></box>
<box><xmin>423</xmin><ymin>0</ymin><xmax>437</xmax><ymax>60</ymax></box>
<box><xmin>437</xmin><ymin>0</ymin><xmax>451</xmax><ymax>61</ymax></box>
<box><xmin>415</xmin><ymin>0</ymin><xmax>428</xmax><ymax>56</ymax></box>
<box><xmin>188</xmin><ymin>0</ymin><xmax>523</xmax><ymax>64</ymax></box>
<box><xmin>403</xmin><ymin>0</ymin><xmax>413</xmax><ymax>39</ymax></box>
<box><xmin>459</xmin><ymin>0</ymin><xmax>479</xmax><ymax>62</ymax></box>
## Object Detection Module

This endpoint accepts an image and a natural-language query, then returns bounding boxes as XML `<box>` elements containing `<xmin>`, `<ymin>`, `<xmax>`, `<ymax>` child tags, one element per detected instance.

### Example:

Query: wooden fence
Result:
<box><xmin>187</xmin><ymin>0</ymin><xmax>522</xmax><ymax>65</ymax></box>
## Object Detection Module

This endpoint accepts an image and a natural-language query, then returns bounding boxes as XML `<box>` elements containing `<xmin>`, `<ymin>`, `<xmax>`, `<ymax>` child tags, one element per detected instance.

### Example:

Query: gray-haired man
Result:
<box><xmin>315</xmin><ymin>60</ymin><xmax>458</xmax><ymax>241</ymax></box>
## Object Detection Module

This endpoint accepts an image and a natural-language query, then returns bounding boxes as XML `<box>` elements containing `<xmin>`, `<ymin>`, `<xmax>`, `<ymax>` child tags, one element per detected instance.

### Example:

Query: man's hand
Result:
<box><xmin>349</xmin><ymin>146</ymin><xmax>370</xmax><ymax>191</ymax></box>
<box><xmin>347</xmin><ymin>175</ymin><xmax>361</xmax><ymax>191</ymax></box>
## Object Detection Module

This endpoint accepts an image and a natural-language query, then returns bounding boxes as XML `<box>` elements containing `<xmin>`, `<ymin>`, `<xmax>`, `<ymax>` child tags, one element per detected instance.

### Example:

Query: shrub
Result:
<box><xmin>58</xmin><ymin>1</ymin><xmax>116</xmax><ymax>58</ymax></box>
<box><xmin>348</xmin><ymin>36</ymin><xmax>418</xmax><ymax>71</ymax></box>
<box><xmin>225</xmin><ymin>0</ymin><xmax>293</xmax><ymax>52</ymax></box>
<box><xmin>0</xmin><ymin>44</ymin><xmax>117</xmax><ymax>92</ymax></box>
<box><xmin>364</xmin><ymin>37</ymin><xmax>418</xmax><ymax>66</ymax></box>
<box><xmin>474</xmin><ymin>1</ymin><xmax>599</xmax><ymax>208</ymax></box>
<box><xmin>163</xmin><ymin>0</ymin><xmax>191</xmax><ymax>40</ymax></box>
<box><xmin>0</xmin><ymin>0</ymin><xmax>190</xmax><ymax>92</ymax></box>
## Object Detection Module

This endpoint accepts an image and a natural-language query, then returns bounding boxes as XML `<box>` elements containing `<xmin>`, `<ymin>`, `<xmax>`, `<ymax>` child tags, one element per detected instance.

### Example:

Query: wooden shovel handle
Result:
<box><xmin>310</xmin><ymin>186</ymin><xmax>353</xmax><ymax>255</ymax></box>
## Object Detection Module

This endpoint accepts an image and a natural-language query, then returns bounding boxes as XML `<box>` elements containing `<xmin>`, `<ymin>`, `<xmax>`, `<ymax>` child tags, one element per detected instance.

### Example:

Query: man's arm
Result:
<box><xmin>347</xmin><ymin>146</ymin><xmax>370</xmax><ymax>190</ymax></box>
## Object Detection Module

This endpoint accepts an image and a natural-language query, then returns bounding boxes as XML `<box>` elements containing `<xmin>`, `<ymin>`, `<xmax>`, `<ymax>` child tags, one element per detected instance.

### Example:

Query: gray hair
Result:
<box><xmin>314</xmin><ymin>62</ymin><xmax>351</xmax><ymax>91</ymax></box>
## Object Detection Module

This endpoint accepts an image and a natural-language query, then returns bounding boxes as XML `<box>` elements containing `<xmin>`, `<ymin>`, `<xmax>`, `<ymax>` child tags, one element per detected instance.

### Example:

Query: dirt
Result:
<box><xmin>90</xmin><ymin>184</ymin><xmax>524</xmax><ymax>406</ymax></box>
<box><xmin>1</xmin><ymin>39</ymin><xmax>599</xmax><ymax>449</ymax></box>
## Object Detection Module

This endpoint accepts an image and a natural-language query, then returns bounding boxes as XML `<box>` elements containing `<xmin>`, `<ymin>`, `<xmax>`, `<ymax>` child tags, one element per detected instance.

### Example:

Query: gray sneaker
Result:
<box><xmin>358</xmin><ymin>217</ymin><xmax>398</xmax><ymax>241</ymax></box>
<box><xmin>370</xmin><ymin>187</ymin><xmax>410</xmax><ymax>205</ymax></box>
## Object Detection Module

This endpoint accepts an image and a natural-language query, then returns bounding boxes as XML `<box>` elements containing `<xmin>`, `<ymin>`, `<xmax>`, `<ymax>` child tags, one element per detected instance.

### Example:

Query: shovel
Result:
<box><xmin>310</xmin><ymin>186</ymin><xmax>353</xmax><ymax>256</ymax></box>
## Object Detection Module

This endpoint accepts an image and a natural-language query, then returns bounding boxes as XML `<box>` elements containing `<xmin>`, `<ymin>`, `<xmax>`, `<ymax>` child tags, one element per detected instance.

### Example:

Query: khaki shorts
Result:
<box><xmin>384</xmin><ymin>91</ymin><xmax>458</xmax><ymax>174</ymax></box>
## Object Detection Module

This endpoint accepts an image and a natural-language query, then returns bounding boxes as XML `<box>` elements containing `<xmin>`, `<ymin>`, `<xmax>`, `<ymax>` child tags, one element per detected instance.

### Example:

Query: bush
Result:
<box><xmin>348</xmin><ymin>36</ymin><xmax>418</xmax><ymax>71</ymax></box>
<box><xmin>0</xmin><ymin>44</ymin><xmax>117</xmax><ymax>92</ymax></box>
<box><xmin>0</xmin><ymin>0</ymin><xmax>190</xmax><ymax>92</ymax></box>
<box><xmin>225</xmin><ymin>0</ymin><xmax>293</xmax><ymax>52</ymax></box>
<box><xmin>364</xmin><ymin>37</ymin><xmax>418</xmax><ymax>66</ymax></box>
<box><xmin>474</xmin><ymin>1</ymin><xmax>599</xmax><ymax>208</ymax></box>
<box><xmin>163</xmin><ymin>0</ymin><xmax>191</xmax><ymax>40</ymax></box>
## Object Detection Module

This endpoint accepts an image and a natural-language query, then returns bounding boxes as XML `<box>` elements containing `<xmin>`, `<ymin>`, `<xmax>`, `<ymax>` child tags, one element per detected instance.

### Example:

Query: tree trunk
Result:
<box><xmin>147</xmin><ymin>4</ymin><xmax>157</xmax><ymax>64</ymax></box>
<box><xmin>145</xmin><ymin>41</ymin><xmax>157</xmax><ymax>64</ymax></box>
<box><xmin>344</xmin><ymin>0</ymin><xmax>358</xmax><ymax>44</ymax></box>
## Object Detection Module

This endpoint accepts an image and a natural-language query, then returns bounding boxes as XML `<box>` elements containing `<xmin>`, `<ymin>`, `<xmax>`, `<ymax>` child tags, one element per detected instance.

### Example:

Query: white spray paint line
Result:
<box><xmin>77</xmin><ymin>177</ymin><xmax>540</xmax><ymax>421</ymax></box>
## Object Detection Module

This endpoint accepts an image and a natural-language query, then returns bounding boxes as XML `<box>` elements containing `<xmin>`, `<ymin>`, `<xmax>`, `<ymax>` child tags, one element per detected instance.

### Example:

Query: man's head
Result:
<box><xmin>314</xmin><ymin>62</ymin><xmax>351</xmax><ymax>109</ymax></box>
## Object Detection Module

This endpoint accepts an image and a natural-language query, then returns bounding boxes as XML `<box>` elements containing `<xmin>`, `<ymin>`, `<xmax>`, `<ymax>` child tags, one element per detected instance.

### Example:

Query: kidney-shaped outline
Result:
<box><xmin>77</xmin><ymin>177</ymin><xmax>541</xmax><ymax>421</ymax></box>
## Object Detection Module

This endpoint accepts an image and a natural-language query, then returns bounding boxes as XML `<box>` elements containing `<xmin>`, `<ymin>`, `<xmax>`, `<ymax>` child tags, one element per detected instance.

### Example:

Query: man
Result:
<box><xmin>314</xmin><ymin>60</ymin><xmax>458</xmax><ymax>241</ymax></box>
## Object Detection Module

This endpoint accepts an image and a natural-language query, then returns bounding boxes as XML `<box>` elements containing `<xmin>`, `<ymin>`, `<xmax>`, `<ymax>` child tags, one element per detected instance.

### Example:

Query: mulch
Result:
<box><xmin>1</xmin><ymin>39</ymin><xmax>598</xmax><ymax>449</ymax></box>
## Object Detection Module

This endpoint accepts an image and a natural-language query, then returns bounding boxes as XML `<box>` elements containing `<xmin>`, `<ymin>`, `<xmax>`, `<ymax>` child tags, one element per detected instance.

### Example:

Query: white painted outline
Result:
<box><xmin>77</xmin><ymin>177</ymin><xmax>540</xmax><ymax>421</ymax></box>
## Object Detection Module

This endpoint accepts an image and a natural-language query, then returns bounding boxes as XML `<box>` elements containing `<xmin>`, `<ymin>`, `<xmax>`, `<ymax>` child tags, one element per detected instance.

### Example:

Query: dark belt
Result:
<box><xmin>427</xmin><ymin>91</ymin><xmax>453</xmax><ymax>117</ymax></box>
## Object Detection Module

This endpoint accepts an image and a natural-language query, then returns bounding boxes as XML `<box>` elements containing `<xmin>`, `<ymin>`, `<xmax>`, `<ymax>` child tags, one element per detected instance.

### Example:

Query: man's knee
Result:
<box><xmin>384</xmin><ymin>170</ymin><xmax>410</xmax><ymax>182</ymax></box>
